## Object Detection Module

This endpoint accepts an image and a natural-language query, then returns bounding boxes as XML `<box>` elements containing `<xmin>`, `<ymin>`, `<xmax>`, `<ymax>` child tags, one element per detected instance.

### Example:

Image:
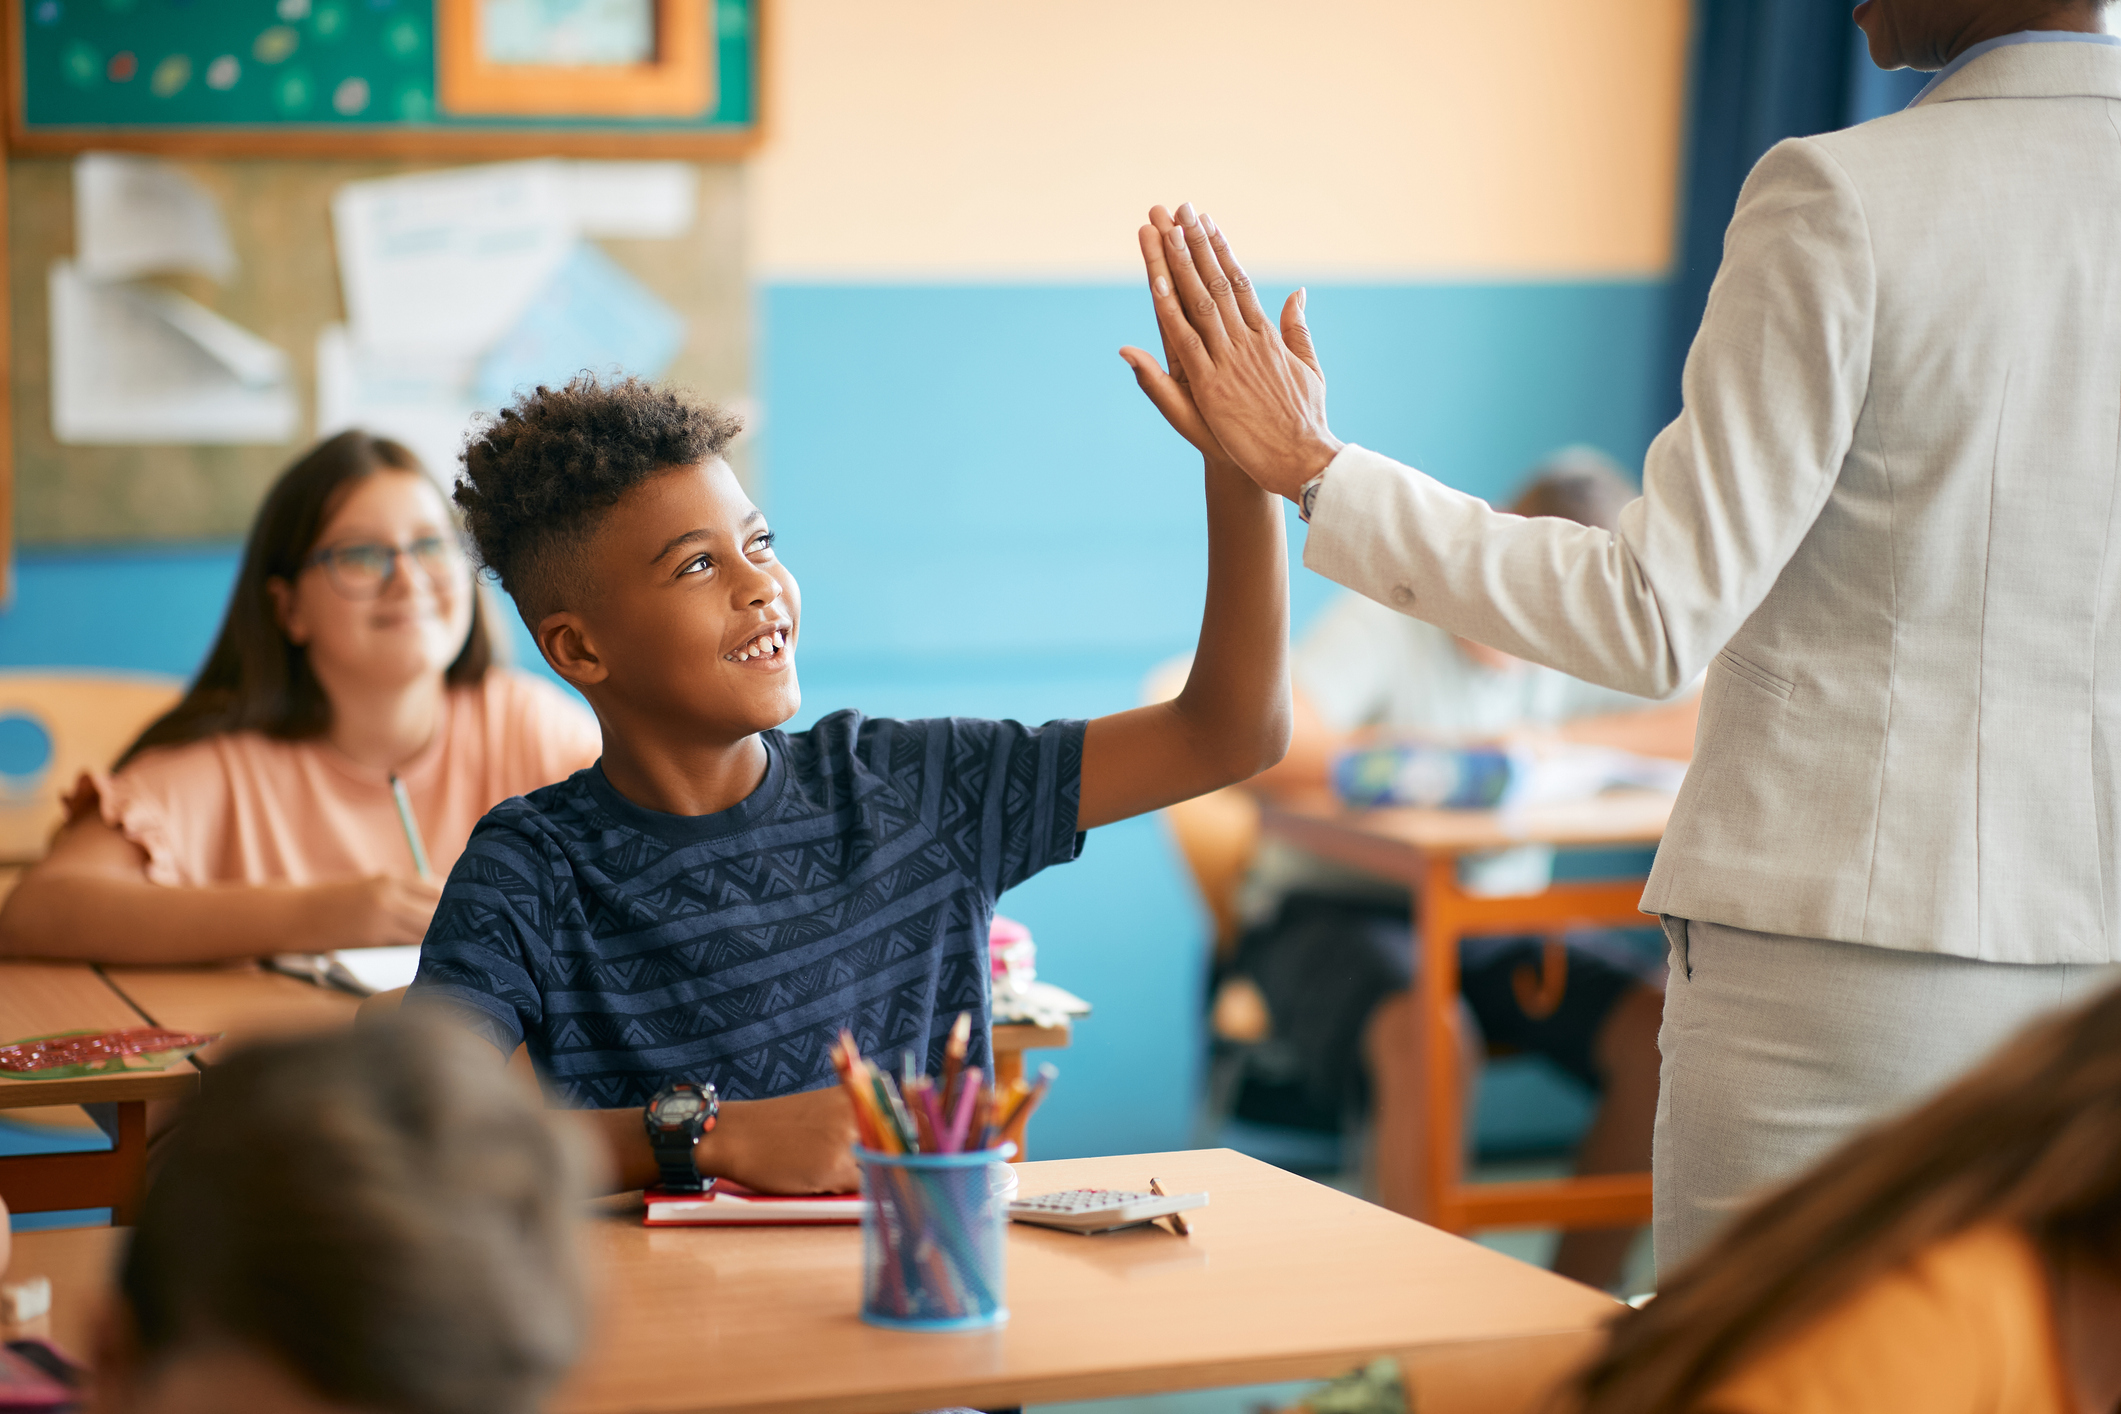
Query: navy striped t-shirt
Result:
<box><xmin>406</xmin><ymin>709</ymin><xmax>1086</xmax><ymax>1109</ymax></box>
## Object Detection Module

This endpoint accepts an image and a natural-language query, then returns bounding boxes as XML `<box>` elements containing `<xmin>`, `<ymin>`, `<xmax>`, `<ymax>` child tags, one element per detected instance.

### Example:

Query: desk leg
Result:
<box><xmin>1417</xmin><ymin>854</ymin><xmax>1467</xmax><ymax>1232</ymax></box>
<box><xmin>0</xmin><ymin>1099</ymin><xmax>148</xmax><ymax>1224</ymax></box>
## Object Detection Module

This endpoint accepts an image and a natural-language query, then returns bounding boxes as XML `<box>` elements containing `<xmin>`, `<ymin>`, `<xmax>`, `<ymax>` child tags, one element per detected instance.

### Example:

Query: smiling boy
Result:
<box><xmin>405</xmin><ymin>374</ymin><xmax>1289</xmax><ymax>1194</ymax></box>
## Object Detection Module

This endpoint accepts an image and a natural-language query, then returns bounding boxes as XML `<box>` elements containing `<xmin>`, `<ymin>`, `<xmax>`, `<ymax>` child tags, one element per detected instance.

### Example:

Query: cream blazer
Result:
<box><xmin>1303</xmin><ymin>41</ymin><xmax>2121</xmax><ymax>964</ymax></box>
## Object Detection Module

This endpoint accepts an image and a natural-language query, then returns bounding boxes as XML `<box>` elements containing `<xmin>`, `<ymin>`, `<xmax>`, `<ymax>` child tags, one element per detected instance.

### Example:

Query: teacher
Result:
<box><xmin>1120</xmin><ymin>0</ymin><xmax>2121</xmax><ymax>1270</ymax></box>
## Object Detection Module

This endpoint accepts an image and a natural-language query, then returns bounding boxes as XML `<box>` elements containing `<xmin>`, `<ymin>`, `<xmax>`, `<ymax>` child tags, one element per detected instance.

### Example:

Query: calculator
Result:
<box><xmin>1007</xmin><ymin>1187</ymin><xmax>1208</xmax><ymax>1234</ymax></box>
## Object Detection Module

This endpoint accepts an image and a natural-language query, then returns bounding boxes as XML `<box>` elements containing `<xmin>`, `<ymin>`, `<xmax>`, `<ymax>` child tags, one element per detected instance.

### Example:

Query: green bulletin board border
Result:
<box><xmin>3</xmin><ymin>0</ymin><xmax>765</xmax><ymax>158</ymax></box>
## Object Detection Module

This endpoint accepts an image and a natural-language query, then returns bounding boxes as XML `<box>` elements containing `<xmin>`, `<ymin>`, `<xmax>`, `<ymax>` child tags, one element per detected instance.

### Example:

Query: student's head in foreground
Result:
<box><xmin>452</xmin><ymin>377</ymin><xmax>775</xmax><ymax>744</ymax></box>
<box><xmin>1575</xmin><ymin>980</ymin><xmax>2121</xmax><ymax>1414</ymax></box>
<box><xmin>97</xmin><ymin>1020</ymin><xmax>589</xmax><ymax>1414</ymax></box>
<box><xmin>124</xmin><ymin>430</ymin><xmax>493</xmax><ymax>768</ymax></box>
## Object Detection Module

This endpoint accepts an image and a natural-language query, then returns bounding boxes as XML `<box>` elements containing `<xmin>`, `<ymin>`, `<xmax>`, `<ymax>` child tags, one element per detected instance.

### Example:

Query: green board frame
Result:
<box><xmin>4</xmin><ymin>0</ymin><xmax>763</xmax><ymax>157</ymax></box>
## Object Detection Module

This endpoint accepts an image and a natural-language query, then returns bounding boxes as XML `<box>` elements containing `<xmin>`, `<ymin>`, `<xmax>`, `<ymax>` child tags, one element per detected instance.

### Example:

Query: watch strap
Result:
<box><xmin>1298</xmin><ymin>472</ymin><xmax>1326</xmax><ymax>523</ymax></box>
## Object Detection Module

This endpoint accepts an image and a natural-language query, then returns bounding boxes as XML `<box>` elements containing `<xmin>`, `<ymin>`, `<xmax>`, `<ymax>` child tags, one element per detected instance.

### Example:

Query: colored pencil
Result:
<box><xmin>940</xmin><ymin>1011</ymin><xmax>971</xmax><ymax>1108</ymax></box>
<box><xmin>388</xmin><ymin>774</ymin><xmax>432</xmax><ymax>881</ymax></box>
<box><xmin>943</xmin><ymin>1066</ymin><xmax>981</xmax><ymax>1153</ymax></box>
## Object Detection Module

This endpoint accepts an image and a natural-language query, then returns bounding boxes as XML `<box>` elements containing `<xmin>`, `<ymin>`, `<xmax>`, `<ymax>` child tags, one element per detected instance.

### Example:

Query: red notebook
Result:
<box><xmin>643</xmin><ymin>1181</ymin><xmax>864</xmax><ymax>1226</ymax></box>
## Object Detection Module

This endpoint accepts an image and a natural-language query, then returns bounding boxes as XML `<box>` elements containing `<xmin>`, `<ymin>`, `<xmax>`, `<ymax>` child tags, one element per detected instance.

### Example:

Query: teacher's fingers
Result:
<box><xmin>1280</xmin><ymin>288</ymin><xmax>1324</xmax><ymax>378</ymax></box>
<box><xmin>1200</xmin><ymin>214</ymin><xmax>1271</xmax><ymax>334</ymax></box>
<box><xmin>1137</xmin><ymin>217</ymin><xmax>1191</xmax><ymax>388</ymax></box>
<box><xmin>1162</xmin><ymin>205</ymin><xmax>1234</xmax><ymax>359</ymax></box>
<box><xmin>1175</xmin><ymin>203</ymin><xmax>1247</xmax><ymax>344</ymax></box>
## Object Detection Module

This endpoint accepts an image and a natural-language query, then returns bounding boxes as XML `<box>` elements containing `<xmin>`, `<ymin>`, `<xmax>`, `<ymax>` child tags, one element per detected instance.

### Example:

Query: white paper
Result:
<box><xmin>1503</xmin><ymin>745</ymin><xmax>1690</xmax><ymax>808</ymax></box>
<box><xmin>330</xmin><ymin>161</ymin><xmax>576</xmax><ymax>360</ymax></box>
<box><xmin>560</xmin><ymin>161</ymin><xmax>698</xmax><ymax>239</ymax></box>
<box><xmin>74</xmin><ymin>152</ymin><xmax>236</xmax><ymax>283</ymax></box>
<box><xmin>50</xmin><ymin>260</ymin><xmax>297</xmax><ymax>444</ymax></box>
<box><xmin>328</xmin><ymin>945</ymin><xmax>423</xmax><ymax>996</ymax></box>
<box><xmin>316</xmin><ymin>323</ymin><xmax>480</xmax><ymax>486</ymax></box>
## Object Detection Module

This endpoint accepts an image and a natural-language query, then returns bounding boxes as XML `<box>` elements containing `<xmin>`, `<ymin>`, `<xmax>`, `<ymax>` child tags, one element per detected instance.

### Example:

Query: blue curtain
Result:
<box><xmin>1658</xmin><ymin>2</ymin><xmax>1928</xmax><ymax>424</ymax></box>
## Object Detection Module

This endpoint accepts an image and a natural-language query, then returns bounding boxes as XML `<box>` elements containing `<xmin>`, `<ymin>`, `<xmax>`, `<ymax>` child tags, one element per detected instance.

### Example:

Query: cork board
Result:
<box><xmin>6</xmin><ymin>155</ymin><xmax>749</xmax><ymax>544</ymax></box>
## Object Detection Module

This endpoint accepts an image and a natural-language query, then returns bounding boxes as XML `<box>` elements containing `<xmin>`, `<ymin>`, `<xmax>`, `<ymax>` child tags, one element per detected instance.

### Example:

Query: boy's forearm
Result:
<box><xmin>1175</xmin><ymin>456</ymin><xmax>1292</xmax><ymax>778</ymax></box>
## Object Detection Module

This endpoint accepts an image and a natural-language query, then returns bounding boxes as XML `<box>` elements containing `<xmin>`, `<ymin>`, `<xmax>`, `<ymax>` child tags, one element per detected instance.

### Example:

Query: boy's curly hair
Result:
<box><xmin>454</xmin><ymin>375</ymin><xmax>743</xmax><ymax>624</ymax></box>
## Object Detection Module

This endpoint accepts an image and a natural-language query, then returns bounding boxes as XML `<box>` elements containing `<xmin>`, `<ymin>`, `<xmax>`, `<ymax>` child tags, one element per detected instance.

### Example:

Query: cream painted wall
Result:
<box><xmin>752</xmin><ymin>0</ymin><xmax>1691</xmax><ymax>280</ymax></box>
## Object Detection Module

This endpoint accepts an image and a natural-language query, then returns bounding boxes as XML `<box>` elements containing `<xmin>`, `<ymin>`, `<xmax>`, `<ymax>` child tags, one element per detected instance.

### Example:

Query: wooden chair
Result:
<box><xmin>0</xmin><ymin>671</ymin><xmax>184</xmax><ymax>870</ymax></box>
<box><xmin>0</xmin><ymin>672</ymin><xmax>184</xmax><ymax>1149</ymax></box>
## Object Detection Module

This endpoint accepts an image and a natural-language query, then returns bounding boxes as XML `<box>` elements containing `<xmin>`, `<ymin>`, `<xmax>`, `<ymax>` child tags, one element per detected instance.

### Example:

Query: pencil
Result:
<box><xmin>940</xmin><ymin>1011</ymin><xmax>972</xmax><ymax>1109</ymax></box>
<box><xmin>388</xmin><ymin>774</ymin><xmax>432</xmax><ymax>882</ymax></box>
<box><xmin>943</xmin><ymin>1066</ymin><xmax>982</xmax><ymax>1153</ymax></box>
<box><xmin>999</xmin><ymin>1065</ymin><xmax>1055</xmax><ymax>1153</ymax></box>
<box><xmin>1149</xmin><ymin>1177</ymin><xmax>1190</xmax><ymax>1236</ymax></box>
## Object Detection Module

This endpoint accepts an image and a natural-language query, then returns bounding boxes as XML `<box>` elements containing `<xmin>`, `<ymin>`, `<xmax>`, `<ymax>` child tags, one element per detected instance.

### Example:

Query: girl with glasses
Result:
<box><xmin>0</xmin><ymin>431</ymin><xmax>600</xmax><ymax>964</ymax></box>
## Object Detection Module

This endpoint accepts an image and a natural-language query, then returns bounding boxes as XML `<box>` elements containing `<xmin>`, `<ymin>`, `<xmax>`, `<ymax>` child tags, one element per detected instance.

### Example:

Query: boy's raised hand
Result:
<box><xmin>1120</xmin><ymin>220</ymin><xmax>1228</xmax><ymax>464</ymax></box>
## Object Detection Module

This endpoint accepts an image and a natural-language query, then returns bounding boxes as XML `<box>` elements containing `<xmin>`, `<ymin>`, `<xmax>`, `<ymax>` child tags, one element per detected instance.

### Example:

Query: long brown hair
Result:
<box><xmin>1574</xmin><ymin>981</ymin><xmax>2121</xmax><ymax>1413</ymax></box>
<box><xmin>118</xmin><ymin>431</ymin><xmax>492</xmax><ymax>769</ymax></box>
<box><xmin>121</xmin><ymin>1019</ymin><xmax>589</xmax><ymax>1414</ymax></box>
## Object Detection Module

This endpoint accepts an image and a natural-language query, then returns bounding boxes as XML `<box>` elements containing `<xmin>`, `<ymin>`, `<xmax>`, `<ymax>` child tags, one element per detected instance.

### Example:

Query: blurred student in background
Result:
<box><xmin>0</xmin><ymin>431</ymin><xmax>599</xmax><ymax>964</ymax></box>
<box><xmin>1229</xmin><ymin>451</ymin><xmax>1698</xmax><ymax>1290</ymax></box>
<box><xmin>92</xmin><ymin>1019</ymin><xmax>590</xmax><ymax>1414</ymax></box>
<box><xmin>1575</xmin><ymin>982</ymin><xmax>2121</xmax><ymax>1414</ymax></box>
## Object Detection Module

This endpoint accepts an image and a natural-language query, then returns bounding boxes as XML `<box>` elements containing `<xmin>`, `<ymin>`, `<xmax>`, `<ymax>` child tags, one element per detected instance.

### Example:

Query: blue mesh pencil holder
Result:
<box><xmin>857</xmin><ymin>1143</ymin><xmax>1015</xmax><ymax>1331</ymax></box>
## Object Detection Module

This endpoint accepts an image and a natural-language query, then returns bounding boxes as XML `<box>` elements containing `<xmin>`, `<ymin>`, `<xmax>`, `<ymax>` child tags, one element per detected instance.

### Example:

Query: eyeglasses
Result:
<box><xmin>306</xmin><ymin>535</ymin><xmax>464</xmax><ymax>600</ymax></box>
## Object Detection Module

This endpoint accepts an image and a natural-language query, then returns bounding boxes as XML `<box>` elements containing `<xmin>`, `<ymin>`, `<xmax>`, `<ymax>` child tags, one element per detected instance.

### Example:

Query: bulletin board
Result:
<box><xmin>3</xmin><ymin>0</ymin><xmax>763</xmax><ymax>158</ymax></box>
<box><xmin>0</xmin><ymin>0</ymin><xmax>763</xmax><ymax>580</ymax></box>
<box><xmin>5</xmin><ymin>154</ymin><xmax>751</xmax><ymax>545</ymax></box>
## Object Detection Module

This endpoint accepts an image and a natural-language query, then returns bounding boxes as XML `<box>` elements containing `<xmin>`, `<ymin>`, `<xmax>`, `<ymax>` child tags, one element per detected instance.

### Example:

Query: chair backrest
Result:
<box><xmin>0</xmin><ymin>672</ymin><xmax>185</xmax><ymax>863</ymax></box>
<box><xmin>1143</xmin><ymin>657</ymin><xmax>1263</xmax><ymax>962</ymax></box>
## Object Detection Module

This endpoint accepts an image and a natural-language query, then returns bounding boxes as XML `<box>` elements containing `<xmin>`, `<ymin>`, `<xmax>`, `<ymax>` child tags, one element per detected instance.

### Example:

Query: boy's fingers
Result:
<box><xmin>1161</xmin><ymin>204</ymin><xmax>1232</xmax><ymax>359</ymax></box>
<box><xmin>1201</xmin><ymin>214</ymin><xmax>1271</xmax><ymax>334</ymax></box>
<box><xmin>1121</xmin><ymin>348</ymin><xmax>1220</xmax><ymax>456</ymax></box>
<box><xmin>1140</xmin><ymin>219</ymin><xmax>1215</xmax><ymax>381</ymax></box>
<box><xmin>1175</xmin><ymin>202</ymin><xmax>1246</xmax><ymax>344</ymax></box>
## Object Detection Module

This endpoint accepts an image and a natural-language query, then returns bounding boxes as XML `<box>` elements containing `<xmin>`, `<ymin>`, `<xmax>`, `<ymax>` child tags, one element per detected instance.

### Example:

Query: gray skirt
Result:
<box><xmin>1653</xmin><ymin>917</ymin><xmax>2121</xmax><ymax>1275</ymax></box>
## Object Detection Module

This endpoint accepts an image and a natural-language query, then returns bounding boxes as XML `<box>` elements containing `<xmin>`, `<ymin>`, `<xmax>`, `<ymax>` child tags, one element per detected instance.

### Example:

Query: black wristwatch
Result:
<box><xmin>643</xmin><ymin>1080</ymin><xmax>718</xmax><ymax>1194</ymax></box>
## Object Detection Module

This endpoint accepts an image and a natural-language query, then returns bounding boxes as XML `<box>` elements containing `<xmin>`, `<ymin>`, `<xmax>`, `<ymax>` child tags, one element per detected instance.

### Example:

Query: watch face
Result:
<box><xmin>654</xmin><ymin>1093</ymin><xmax>704</xmax><ymax>1124</ymax></box>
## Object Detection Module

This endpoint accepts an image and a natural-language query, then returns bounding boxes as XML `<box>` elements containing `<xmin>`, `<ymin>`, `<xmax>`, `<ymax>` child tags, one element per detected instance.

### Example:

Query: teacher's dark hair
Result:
<box><xmin>120</xmin><ymin>1019</ymin><xmax>590</xmax><ymax>1414</ymax></box>
<box><xmin>1573</xmin><ymin>981</ymin><xmax>2121</xmax><ymax>1414</ymax></box>
<box><xmin>117</xmin><ymin>431</ymin><xmax>493</xmax><ymax>769</ymax></box>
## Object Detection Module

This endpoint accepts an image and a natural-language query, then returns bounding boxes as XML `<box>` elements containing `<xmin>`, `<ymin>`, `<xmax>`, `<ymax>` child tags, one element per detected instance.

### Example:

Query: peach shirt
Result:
<box><xmin>1700</xmin><ymin>1223</ymin><xmax>2072</xmax><ymax>1414</ymax></box>
<box><xmin>71</xmin><ymin>670</ymin><xmax>601</xmax><ymax>887</ymax></box>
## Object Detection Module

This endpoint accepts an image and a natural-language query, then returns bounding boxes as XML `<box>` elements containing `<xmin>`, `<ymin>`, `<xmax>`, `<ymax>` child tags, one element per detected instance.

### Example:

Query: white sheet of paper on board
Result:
<box><xmin>49</xmin><ymin>260</ymin><xmax>297</xmax><ymax>444</ymax></box>
<box><xmin>560</xmin><ymin>161</ymin><xmax>698</xmax><ymax>239</ymax></box>
<box><xmin>73</xmin><ymin>152</ymin><xmax>237</xmax><ymax>283</ymax></box>
<box><xmin>315</xmin><ymin>323</ymin><xmax>480</xmax><ymax>486</ymax></box>
<box><xmin>331</xmin><ymin>161</ymin><xmax>576</xmax><ymax>360</ymax></box>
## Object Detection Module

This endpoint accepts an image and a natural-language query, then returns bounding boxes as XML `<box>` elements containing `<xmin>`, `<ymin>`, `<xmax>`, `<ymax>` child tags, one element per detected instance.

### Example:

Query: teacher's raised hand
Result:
<box><xmin>1119</xmin><ymin>203</ymin><xmax>1341</xmax><ymax>501</ymax></box>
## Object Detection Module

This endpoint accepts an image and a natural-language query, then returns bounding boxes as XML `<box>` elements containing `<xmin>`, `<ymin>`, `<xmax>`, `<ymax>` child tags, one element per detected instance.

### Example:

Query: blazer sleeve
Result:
<box><xmin>1301</xmin><ymin>136</ymin><xmax>1876</xmax><ymax>699</ymax></box>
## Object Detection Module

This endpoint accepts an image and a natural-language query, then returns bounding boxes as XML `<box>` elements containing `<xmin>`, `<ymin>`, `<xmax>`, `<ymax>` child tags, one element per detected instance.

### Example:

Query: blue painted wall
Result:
<box><xmin>761</xmin><ymin>279</ymin><xmax>1670</xmax><ymax>1158</ymax></box>
<box><xmin>0</xmin><ymin>277</ymin><xmax>1669</xmax><ymax>1164</ymax></box>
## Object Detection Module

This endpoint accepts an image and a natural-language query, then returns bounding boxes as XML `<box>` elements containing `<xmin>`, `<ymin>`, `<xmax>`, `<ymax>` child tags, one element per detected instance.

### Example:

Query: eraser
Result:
<box><xmin>0</xmin><ymin>1276</ymin><xmax>53</xmax><ymax>1323</ymax></box>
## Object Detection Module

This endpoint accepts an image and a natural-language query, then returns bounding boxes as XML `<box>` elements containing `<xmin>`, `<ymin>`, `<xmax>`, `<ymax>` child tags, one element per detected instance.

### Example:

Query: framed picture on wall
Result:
<box><xmin>437</xmin><ymin>0</ymin><xmax>714</xmax><ymax>118</ymax></box>
<box><xmin>3</xmin><ymin>0</ymin><xmax>761</xmax><ymax>157</ymax></box>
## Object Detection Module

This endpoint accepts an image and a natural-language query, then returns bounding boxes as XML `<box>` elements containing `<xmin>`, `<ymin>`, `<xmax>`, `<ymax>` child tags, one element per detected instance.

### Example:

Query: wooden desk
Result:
<box><xmin>101</xmin><ymin>962</ymin><xmax>362</xmax><ymax>1066</ymax></box>
<box><xmin>102</xmin><ymin>965</ymin><xmax>1072</xmax><ymax>1150</ymax></box>
<box><xmin>0</xmin><ymin>963</ymin><xmax>198</xmax><ymax>1223</ymax></box>
<box><xmin>1260</xmin><ymin>791</ymin><xmax>1672</xmax><ymax>1235</ymax></box>
<box><xmin>5</xmin><ymin>1147</ymin><xmax>1617</xmax><ymax>1414</ymax></box>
